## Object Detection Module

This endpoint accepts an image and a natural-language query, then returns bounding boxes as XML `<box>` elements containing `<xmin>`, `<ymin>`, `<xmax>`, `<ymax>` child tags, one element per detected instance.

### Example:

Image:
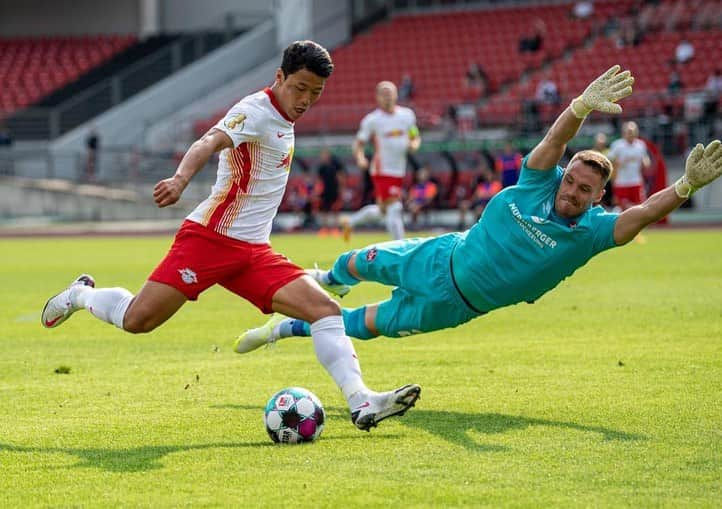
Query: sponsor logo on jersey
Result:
<box><xmin>225</xmin><ymin>113</ymin><xmax>246</xmax><ymax>131</ymax></box>
<box><xmin>508</xmin><ymin>202</ymin><xmax>557</xmax><ymax>249</ymax></box>
<box><xmin>384</xmin><ymin>129</ymin><xmax>405</xmax><ymax>137</ymax></box>
<box><xmin>178</xmin><ymin>268</ymin><xmax>198</xmax><ymax>284</ymax></box>
<box><xmin>365</xmin><ymin>247</ymin><xmax>378</xmax><ymax>262</ymax></box>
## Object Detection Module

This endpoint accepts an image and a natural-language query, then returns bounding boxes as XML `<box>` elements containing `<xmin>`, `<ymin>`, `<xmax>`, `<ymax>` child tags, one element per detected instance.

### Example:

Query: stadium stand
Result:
<box><xmin>0</xmin><ymin>35</ymin><xmax>135</xmax><ymax>115</ymax></box>
<box><xmin>192</xmin><ymin>1</ymin><xmax>636</xmax><ymax>136</ymax></box>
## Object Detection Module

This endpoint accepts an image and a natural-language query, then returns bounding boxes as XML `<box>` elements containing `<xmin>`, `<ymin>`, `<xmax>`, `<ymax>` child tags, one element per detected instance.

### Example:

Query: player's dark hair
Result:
<box><xmin>281</xmin><ymin>40</ymin><xmax>334</xmax><ymax>79</ymax></box>
<box><xmin>569</xmin><ymin>149</ymin><xmax>613</xmax><ymax>184</ymax></box>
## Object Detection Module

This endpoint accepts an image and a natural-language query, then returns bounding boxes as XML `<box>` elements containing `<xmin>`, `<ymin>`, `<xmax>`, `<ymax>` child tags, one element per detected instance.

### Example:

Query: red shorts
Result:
<box><xmin>613</xmin><ymin>184</ymin><xmax>644</xmax><ymax>208</ymax></box>
<box><xmin>371</xmin><ymin>175</ymin><xmax>404</xmax><ymax>201</ymax></box>
<box><xmin>149</xmin><ymin>220</ymin><xmax>305</xmax><ymax>313</ymax></box>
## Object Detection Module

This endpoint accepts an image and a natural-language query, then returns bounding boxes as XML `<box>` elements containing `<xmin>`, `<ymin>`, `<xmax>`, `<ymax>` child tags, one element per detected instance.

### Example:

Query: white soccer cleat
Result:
<box><xmin>41</xmin><ymin>274</ymin><xmax>95</xmax><ymax>329</ymax></box>
<box><xmin>306</xmin><ymin>264</ymin><xmax>350</xmax><ymax>298</ymax></box>
<box><xmin>351</xmin><ymin>384</ymin><xmax>421</xmax><ymax>431</ymax></box>
<box><xmin>234</xmin><ymin>313</ymin><xmax>287</xmax><ymax>354</ymax></box>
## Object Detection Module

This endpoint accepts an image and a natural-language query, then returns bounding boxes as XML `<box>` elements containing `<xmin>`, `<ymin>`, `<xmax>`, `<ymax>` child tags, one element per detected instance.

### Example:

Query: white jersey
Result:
<box><xmin>607</xmin><ymin>138</ymin><xmax>648</xmax><ymax>187</ymax></box>
<box><xmin>187</xmin><ymin>89</ymin><xmax>294</xmax><ymax>243</ymax></box>
<box><xmin>356</xmin><ymin>106</ymin><xmax>417</xmax><ymax>178</ymax></box>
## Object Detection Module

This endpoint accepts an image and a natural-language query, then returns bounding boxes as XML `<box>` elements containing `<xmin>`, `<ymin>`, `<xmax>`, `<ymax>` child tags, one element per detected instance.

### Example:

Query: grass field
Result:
<box><xmin>1</xmin><ymin>229</ymin><xmax>721</xmax><ymax>508</ymax></box>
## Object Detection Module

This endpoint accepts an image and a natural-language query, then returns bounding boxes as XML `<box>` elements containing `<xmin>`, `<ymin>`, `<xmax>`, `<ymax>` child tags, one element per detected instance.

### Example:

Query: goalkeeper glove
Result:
<box><xmin>675</xmin><ymin>140</ymin><xmax>722</xmax><ymax>198</ymax></box>
<box><xmin>570</xmin><ymin>65</ymin><xmax>635</xmax><ymax>119</ymax></box>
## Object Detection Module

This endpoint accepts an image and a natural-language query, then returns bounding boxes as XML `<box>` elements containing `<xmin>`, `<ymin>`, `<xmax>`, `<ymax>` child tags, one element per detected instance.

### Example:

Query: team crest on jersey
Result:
<box><xmin>365</xmin><ymin>247</ymin><xmax>378</xmax><ymax>262</ymax></box>
<box><xmin>178</xmin><ymin>268</ymin><xmax>198</xmax><ymax>284</ymax></box>
<box><xmin>225</xmin><ymin>113</ymin><xmax>246</xmax><ymax>131</ymax></box>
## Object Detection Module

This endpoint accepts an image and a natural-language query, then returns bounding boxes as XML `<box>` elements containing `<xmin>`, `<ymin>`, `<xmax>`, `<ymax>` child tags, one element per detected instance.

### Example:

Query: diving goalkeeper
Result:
<box><xmin>236</xmin><ymin>65</ymin><xmax>722</xmax><ymax>348</ymax></box>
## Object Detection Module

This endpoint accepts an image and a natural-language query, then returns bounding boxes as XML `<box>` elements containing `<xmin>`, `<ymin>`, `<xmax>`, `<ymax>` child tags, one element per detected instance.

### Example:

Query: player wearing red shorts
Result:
<box><xmin>342</xmin><ymin>81</ymin><xmax>421</xmax><ymax>241</ymax></box>
<box><xmin>607</xmin><ymin>121</ymin><xmax>650</xmax><ymax>210</ymax></box>
<box><xmin>41</xmin><ymin>41</ymin><xmax>419</xmax><ymax>431</ymax></box>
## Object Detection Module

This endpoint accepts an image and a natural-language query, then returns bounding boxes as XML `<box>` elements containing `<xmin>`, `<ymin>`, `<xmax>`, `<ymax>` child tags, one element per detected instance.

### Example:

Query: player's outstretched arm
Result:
<box><xmin>527</xmin><ymin>65</ymin><xmax>634</xmax><ymax>171</ymax></box>
<box><xmin>153</xmin><ymin>129</ymin><xmax>233</xmax><ymax>207</ymax></box>
<box><xmin>614</xmin><ymin>140</ymin><xmax>722</xmax><ymax>244</ymax></box>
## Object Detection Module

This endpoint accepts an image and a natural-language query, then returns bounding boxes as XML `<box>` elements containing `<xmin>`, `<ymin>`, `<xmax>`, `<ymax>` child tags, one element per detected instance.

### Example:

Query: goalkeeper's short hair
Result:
<box><xmin>569</xmin><ymin>149</ymin><xmax>614</xmax><ymax>184</ymax></box>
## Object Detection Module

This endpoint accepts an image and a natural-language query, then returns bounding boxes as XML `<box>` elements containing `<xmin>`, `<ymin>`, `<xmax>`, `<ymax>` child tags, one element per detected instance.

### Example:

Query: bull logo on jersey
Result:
<box><xmin>384</xmin><ymin>129</ymin><xmax>405</xmax><ymax>137</ymax></box>
<box><xmin>178</xmin><ymin>268</ymin><xmax>198</xmax><ymax>284</ymax></box>
<box><xmin>276</xmin><ymin>147</ymin><xmax>294</xmax><ymax>172</ymax></box>
<box><xmin>225</xmin><ymin>113</ymin><xmax>246</xmax><ymax>131</ymax></box>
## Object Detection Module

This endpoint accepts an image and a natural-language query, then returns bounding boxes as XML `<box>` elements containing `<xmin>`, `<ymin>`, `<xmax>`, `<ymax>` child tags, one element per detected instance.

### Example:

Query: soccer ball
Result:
<box><xmin>264</xmin><ymin>387</ymin><xmax>325</xmax><ymax>444</ymax></box>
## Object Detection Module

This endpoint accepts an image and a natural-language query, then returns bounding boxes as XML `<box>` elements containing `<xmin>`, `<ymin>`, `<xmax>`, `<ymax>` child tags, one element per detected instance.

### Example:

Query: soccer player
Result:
<box><xmin>607</xmin><ymin>121</ymin><xmax>651</xmax><ymax>210</ymax></box>
<box><xmin>236</xmin><ymin>65</ymin><xmax>722</xmax><ymax>347</ymax></box>
<box><xmin>40</xmin><ymin>41</ymin><xmax>419</xmax><ymax>432</ymax></box>
<box><xmin>341</xmin><ymin>81</ymin><xmax>421</xmax><ymax>242</ymax></box>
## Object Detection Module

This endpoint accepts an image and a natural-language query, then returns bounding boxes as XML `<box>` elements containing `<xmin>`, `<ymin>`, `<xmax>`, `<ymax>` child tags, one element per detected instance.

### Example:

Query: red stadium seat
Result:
<box><xmin>0</xmin><ymin>34</ymin><xmax>136</xmax><ymax>115</ymax></box>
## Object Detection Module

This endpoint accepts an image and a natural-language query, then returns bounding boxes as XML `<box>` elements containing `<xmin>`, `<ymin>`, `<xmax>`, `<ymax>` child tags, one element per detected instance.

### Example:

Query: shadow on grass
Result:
<box><xmin>1</xmin><ymin>408</ymin><xmax>645</xmax><ymax>471</ymax></box>
<box><xmin>215</xmin><ymin>404</ymin><xmax>645</xmax><ymax>452</ymax></box>
<box><xmin>401</xmin><ymin>410</ymin><xmax>646</xmax><ymax>452</ymax></box>
<box><xmin>0</xmin><ymin>435</ymin><xmax>356</xmax><ymax>473</ymax></box>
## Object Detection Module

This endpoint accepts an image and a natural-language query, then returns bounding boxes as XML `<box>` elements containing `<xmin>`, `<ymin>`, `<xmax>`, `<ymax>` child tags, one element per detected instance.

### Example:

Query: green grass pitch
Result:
<box><xmin>1</xmin><ymin>229</ymin><xmax>721</xmax><ymax>508</ymax></box>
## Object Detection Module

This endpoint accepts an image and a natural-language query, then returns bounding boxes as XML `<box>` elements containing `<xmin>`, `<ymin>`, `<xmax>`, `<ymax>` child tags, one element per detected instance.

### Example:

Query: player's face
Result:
<box><xmin>376</xmin><ymin>86</ymin><xmax>397</xmax><ymax>111</ymax></box>
<box><xmin>274</xmin><ymin>68</ymin><xmax>326</xmax><ymax>121</ymax></box>
<box><xmin>622</xmin><ymin>124</ymin><xmax>638</xmax><ymax>142</ymax></box>
<box><xmin>554</xmin><ymin>161</ymin><xmax>606</xmax><ymax>218</ymax></box>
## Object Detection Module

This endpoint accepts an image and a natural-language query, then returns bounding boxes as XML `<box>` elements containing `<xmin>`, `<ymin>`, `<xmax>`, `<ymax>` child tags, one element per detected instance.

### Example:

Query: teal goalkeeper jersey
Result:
<box><xmin>451</xmin><ymin>157</ymin><xmax>619</xmax><ymax>312</ymax></box>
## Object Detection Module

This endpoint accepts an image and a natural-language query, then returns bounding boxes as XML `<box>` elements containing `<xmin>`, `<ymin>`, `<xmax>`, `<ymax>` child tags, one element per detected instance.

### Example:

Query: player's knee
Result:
<box><xmin>308</xmin><ymin>296</ymin><xmax>342</xmax><ymax>322</ymax></box>
<box><xmin>122</xmin><ymin>311</ymin><xmax>158</xmax><ymax>334</ymax></box>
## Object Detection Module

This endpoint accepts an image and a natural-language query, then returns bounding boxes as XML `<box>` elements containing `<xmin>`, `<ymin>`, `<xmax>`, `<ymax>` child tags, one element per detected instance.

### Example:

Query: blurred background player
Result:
<box><xmin>607</xmin><ymin>121</ymin><xmax>650</xmax><ymax>210</ymax></box>
<box><xmin>495</xmin><ymin>140</ymin><xmax>523</xmax><ymax>188</ymax></box>
<box><xmin>457</xmin><ymin>166</ymin><xmax>502</xmax><ymax>228</ymax></box>
<box><xmin>406</xmin><ymin>166</ymin><xmax>438</xmax><ymax>230</ymax></box>
<box><xmin>41</xmin><ymin>40</ymin><xmax>419</xmax><ymax>432</ymax></box>
<box><xmin>341</xmin><ymin>81</ymin><xmax>421</xmax><ymax>242</ymax></box>
<box><xmin>591</xmin><ymin>132</ymin><xmax>616</xmax><ymax>211</ymax></box>
<box><xmin>316</xmin><ymin>147</ymin><xmax>345</xmax><ymax>235</ymax></box>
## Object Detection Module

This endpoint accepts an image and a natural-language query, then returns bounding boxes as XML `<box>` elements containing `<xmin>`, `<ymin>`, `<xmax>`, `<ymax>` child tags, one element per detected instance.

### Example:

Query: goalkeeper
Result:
<box><xmin>237</xmin><ymin>65</ymin><xmax>722</xmax><ymax>348</ymax></box>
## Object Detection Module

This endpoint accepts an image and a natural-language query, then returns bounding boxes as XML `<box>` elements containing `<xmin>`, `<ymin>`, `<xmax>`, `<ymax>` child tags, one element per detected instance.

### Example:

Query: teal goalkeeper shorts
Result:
<box><xmin>352</xmin><ymin>232</ymin><xmax>482</xmax><ymax>338</ymax></box>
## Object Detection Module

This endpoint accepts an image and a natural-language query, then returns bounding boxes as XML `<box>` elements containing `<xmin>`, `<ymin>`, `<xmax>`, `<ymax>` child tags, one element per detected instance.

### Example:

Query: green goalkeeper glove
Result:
<box><xmin>570</xmin><ymin>65</ymin><xmax>635</xmax><ymax>119</ymax></box>
<box><xmin>674</xmin><ymin>140</ymin><xmax>722</xmax><ymax>199</ymax></box>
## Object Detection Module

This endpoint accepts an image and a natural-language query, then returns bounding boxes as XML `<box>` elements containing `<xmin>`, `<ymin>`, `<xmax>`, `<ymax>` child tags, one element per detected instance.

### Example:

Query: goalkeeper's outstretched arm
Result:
<box><xmin>613</xmin><ymin>140</ymin><xmax>722</xmax><ymax>245</ymax></box>
<box><xmin>527</xmin><ymin>65</ymin><xmax>634</xmax><ymax>171</ymax></box>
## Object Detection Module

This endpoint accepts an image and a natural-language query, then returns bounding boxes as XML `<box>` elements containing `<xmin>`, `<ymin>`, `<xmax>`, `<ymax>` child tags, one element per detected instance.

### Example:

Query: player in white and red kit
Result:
<box><xmin>607</xmin><ymin>121</ymin><xmax>650</xmax><ymax>210</ymax></box>
<box><xmin>342</xmin><ymin>81</ymin><xmax>421</xmax><ymax>241</ymax></box>
<box><xmin>40</xmin><ymin>41</ymin><xmax>419</xmax><ymax>431</ymax></box>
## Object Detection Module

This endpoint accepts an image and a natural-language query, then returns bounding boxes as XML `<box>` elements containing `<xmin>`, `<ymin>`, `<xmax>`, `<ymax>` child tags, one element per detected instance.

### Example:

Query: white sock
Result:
<box><xmin>310</xmin><ymin>315</ymin><xmax>367</xmax><ymax>402</ymax></box>
<box><xmin>386</xmin><ymin>201</ymin><xmax>405</xmax><ymax>240</ymax></box>
<box><xmin>348</xmin><ymin>204</ymin><xmax>382</xmax><ymax>227</ymax></box>
<box><xmin>73</xmin><ymin>286</ymin><xmax>133</xmax><ymax>329</ymax></box>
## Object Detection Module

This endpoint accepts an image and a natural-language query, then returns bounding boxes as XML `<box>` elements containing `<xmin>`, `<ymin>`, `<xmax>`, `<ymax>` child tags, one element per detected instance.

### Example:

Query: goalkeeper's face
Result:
<box><xmin>554</xmin><ymin>161</ymin><xmax>606</xmax><ymax>218</ymax></box>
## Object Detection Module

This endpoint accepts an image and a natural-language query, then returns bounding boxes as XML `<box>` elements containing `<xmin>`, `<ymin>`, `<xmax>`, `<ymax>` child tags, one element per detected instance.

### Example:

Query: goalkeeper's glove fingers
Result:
<box><xmin>675</xmin><ymin>140</ymin><xmax>722</xmax><ymax>198</ymax></box>
<box><xmin>571</xmin><ymin>65</ymin><xmax>634</xmax><ymax>119</ymax></box>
